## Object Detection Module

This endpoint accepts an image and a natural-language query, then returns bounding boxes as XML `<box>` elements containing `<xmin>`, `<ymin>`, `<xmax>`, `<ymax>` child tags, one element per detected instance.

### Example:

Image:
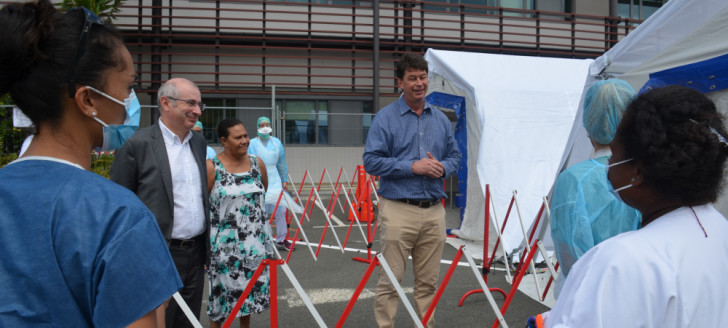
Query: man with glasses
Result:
<box><xmin>111</xmin><ymin>78</ymin><xmax>210</xmax><ymax>327</ymax></box>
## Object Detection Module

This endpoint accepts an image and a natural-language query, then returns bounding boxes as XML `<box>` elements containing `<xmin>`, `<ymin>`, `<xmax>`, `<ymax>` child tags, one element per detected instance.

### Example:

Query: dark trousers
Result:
<box><xmin>166</xmin><ymin>235</ymin><xmax>206</xmax><ymax>328</ymax></box>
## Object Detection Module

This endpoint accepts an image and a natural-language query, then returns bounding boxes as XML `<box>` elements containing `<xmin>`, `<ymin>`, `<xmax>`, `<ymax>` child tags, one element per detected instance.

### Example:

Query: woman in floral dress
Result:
<box><xmin>206</xmin><ymin>118</ymin><xmax>275</xmax><ymax>328</ymax></box>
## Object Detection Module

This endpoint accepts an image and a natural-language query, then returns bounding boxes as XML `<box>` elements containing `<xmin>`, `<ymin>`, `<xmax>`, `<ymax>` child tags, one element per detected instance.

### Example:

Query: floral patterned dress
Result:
<box><xmin>207</xmin><ymin>155</ymin><xmax>275</xmax><ymax>321</ymax></box>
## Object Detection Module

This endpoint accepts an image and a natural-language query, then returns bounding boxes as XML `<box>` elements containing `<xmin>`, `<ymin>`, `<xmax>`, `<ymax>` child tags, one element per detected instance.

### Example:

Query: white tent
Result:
<box><xmin>425</xmin><ymin>49</ymin><xmax>593</xmax><ymax>255</ymax></box>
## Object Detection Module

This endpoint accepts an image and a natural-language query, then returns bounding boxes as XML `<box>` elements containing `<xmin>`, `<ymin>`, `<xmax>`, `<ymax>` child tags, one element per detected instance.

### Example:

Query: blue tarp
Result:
<box><xmin>640</xmin><ymin>53</ymin><xmax>728</xmax><ymax>94</ymax></box>
<box><xmin>426</xmin><ymin>92</ymin><xmax>468</xmax><ymax>219</ymax></box>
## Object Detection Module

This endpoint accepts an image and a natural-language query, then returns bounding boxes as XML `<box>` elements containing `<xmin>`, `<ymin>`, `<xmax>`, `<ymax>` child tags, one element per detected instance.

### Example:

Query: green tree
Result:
<box><xmin>57</xmin><ymin>0</ymin><xmax>124</xmax><ymax>22</ymax></box>
<box><xmin>0</xmin><ymin>94</ymin><xmax>25</xmax><ymax>161</ymax></box>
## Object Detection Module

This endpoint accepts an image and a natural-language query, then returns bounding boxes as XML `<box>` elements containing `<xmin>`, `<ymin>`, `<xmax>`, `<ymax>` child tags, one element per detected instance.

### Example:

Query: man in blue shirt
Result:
<box><xmin>363</xmin><ymin>53</ymin><xmax>461</xmax><ymax>328</ymax></box>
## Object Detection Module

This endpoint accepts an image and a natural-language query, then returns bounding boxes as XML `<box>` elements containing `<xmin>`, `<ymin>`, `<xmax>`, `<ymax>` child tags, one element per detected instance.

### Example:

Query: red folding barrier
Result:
<box><xmin>326</xmin><ymin>167</ymin><xmax>344</xmax><ymax>220</ymax></box>
<box><xmin>442</xmin><ymin>180</ymin><xmax>446</xmax><ymax>208</ymax></box>
<box><xmin>351</xmin><ymin>165</ymin><xmax>377</xmax><ymax>264</ymax></box>
<box><xmin>421</xmin><ymin>245</ymin><xmax>464</xmax><ymax>326</ymax></box>
<box><xmin>307</xmin><ymin>170</ymin><xmax>327</xmax><ymax>220</ymax></box>
<box><xmin>492</xmin><ymin>238</ymin><xmax>540</xmax><ymax>328</ymax></box>
<box><xmin>369</xmin><ymin>175</ymin><xmax>380</xmax><ymax>239</ymax></box>
<box><xmin>269</xmin><ymin>190</ymin><xmax>285</xmax><ymax>226</ymax></box>
<box><xmin>222</xmin><ymin>258</ymin><xmax>284</xmax><ymax>328</ymax></box>
<box><xmin>286</xmin><ymin>193</ymin><xmax>316</xmax><ymax>263</ymax></box>
<box><xmin>514</xmin><ymin>202</ymin><xmax>546</xmax><ymax>275</ymax></box>
<box><xmin>285</xmin><ymin>170</ymin><xmax>309</xmax><ymax>228</ymax></box>
<box><xmin>488</xmin><ymin>194</ymin><xmax>515</xmax><ymax>274</ymax></box>
<box><xmin>452</xmin><ymin>187</ymin><xmax>548</xmax><ymax>328</ymax></box>
<box><xmin>458</xmin><ymin>184</ymin><xmax>507</xmax><ymax>305</ymax></box>
<box><xmin>335</xmin><ymin>255</ymin><xmax>381</xmax><ymax>328</ymax></box>
<box><xmin>542</xmin><ymin>261</ymin><xmax>559</xmax><ymax>302</ymax></box>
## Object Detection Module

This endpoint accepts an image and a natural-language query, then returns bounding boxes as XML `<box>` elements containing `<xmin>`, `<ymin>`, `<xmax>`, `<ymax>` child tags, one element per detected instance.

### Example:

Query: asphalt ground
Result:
<box><xmin>196</xmin><ymin>195</ymin><xmax>550</xmax><ymax>327</ymax></box>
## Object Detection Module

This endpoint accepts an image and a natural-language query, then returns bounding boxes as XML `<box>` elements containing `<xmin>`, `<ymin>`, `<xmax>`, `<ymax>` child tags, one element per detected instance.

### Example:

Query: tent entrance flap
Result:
<box><xmin>426</xmin><ymin>91</ymin><xmax>468</xmax><ymax>216</ymax></box>
<box><xmin>425</xmin><ymin>48</ymin><xmax>593</xmax><ymax>254</ymax></box>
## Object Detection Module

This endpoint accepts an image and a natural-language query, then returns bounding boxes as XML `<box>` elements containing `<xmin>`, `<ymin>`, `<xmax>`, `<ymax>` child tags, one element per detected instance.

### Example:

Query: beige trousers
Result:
<box><xmin>374</xmin><ymin>198</ymin><xmax>446</xmax><ymax>328</ymax></box>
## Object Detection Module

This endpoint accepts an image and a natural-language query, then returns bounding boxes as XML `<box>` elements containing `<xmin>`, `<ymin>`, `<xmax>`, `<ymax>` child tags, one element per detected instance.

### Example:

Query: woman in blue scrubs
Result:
<box><xmin>0</xmin><ymin>1</ymin><xmax>181</xmax><ymax>326</ymax></box>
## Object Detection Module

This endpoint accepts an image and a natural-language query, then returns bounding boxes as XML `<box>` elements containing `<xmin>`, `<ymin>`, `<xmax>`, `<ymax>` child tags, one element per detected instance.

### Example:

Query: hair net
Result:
<box><xmin>257</xmin><ymin>116</ymin><xmax>271</xmax><ymax>128</ymax></box>
<box><xmin>582</xmin><ymin>79</ymin><xmax>636</xmax><ymax>144</ymax></box>
<box><xmin>194</xmin><ymin>121</ymin><xmax>203</xmax><ymax>129</ymax></box>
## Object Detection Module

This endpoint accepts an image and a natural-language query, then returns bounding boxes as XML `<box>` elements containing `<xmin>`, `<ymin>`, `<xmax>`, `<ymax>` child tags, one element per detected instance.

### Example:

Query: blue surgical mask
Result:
<box><xmin>606</xmin><ymin>157</ymin><xmax>634</xmax><ymax>202</ymax></box>
<box><xmin>87</xmin><ymin>86</ymin><xmax>141</xmax><ymax>151</ymax></box>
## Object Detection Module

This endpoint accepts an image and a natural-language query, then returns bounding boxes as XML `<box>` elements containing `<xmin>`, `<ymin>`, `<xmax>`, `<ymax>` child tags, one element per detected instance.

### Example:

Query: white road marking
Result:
<box><xmin>282</xmin><ymin>287</ymin><xmax>414</xmax><ymax>308</ymax></box>
<box><xmin>312</xmin><ymin>192</ymin><xmax>346</xmax><ymax>226</ymax></box>
<box><xmin>292</xmin><ymin>241</ymin><xmax>506</xmax><ymax>271</ymax></box>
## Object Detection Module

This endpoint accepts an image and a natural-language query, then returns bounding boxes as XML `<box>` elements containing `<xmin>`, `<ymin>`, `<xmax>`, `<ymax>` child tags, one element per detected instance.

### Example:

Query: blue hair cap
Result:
<box><xmin>583</xmin><ymin>79</ymin><xmax>636</xmax><ymax>144</ymax></box>
<box><xmin>257</xmin><ymin>116</ymin><xmax>271</xmax><ymax>127</ymax></box>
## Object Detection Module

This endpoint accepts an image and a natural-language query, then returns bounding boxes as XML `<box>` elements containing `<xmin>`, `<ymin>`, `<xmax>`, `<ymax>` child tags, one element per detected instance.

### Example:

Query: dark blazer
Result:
<box><xmin>110</xmin><ymin>122</ymin><xmax>211</xmax><ymax>263</ymax></box>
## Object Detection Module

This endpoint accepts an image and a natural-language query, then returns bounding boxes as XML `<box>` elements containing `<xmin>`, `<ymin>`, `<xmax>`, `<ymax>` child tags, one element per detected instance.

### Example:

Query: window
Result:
<box><xmin>266</xmin><ymin>0</ymin><xmax>369</xmax><ymax>5</ymax></box>
<box><xmin>282</xmin><ymin>100</ymin><xmax>318</xmax><ymax>145</ymax></box>
<box><xmin>423</xmin><ymin>0</ymin><xmax>534</xmax><ymax>15</ymax></box>
<box><xmin>534</xmin><ymin>0</ymin><xmax>571</xmax><ymax>13</ymax></box>
<box><xmin>280</xmin><ymin>99</ymin><xmax>372</xmax><ymax>146</ymax></box>
<box><xmin>197</xmin><ymin>98</ymin><xmax>274</xmax><ymax>145</ymax></box>
<box><xmin>361</xmin><ymin>101</ymin><xmax>373</xmax><ymax>143</ymax></box>
<box><xmin>618</xmin><ymin>0</ymin><xmax>667</xmax><ymax>21</ymax></box>
<box><xmin>198</xmin><ymin>98</ymin><xmax>236</xmax><ymax>144</ymax></box>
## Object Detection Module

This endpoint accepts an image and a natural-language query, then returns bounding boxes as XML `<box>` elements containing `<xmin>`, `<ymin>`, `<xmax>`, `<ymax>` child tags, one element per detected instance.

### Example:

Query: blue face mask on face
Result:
<box><xmin>87</xmin><ymin>86</ymin><xmax>141</xmax><ymax>151</ymax></box>
<box><xmin>606</xmin><ymin>157</ymin><xmax>634</xmax><ymax>202</ymax></box>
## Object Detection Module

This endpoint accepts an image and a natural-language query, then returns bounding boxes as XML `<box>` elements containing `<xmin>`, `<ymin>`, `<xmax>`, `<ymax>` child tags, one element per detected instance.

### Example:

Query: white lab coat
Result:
<box><xmin>548</xmin><ymin>204</ymin><xmax>728</xmax><ymax>327</ymax></box>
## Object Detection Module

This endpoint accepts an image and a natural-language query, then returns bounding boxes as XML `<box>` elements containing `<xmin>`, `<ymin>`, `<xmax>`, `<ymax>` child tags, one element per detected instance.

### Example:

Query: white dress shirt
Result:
<box><xmin>159</xmin><ymin>119</ymin><xmax>206</xmax><ymax>240</ymax></box>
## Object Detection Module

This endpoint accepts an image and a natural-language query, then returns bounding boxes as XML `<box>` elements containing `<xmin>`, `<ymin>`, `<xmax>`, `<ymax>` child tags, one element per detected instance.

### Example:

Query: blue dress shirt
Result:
<box><xmin>363</xmin><ymin>96</ymin><xmax>461</xmax><ymax>200</ymax></box>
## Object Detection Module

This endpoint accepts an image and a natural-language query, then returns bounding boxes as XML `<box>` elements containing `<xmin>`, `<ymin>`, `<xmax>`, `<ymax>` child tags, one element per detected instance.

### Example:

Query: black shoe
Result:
<box><xmin>276</xmin><ymin>240</ymin><xmax>295</xmax><ymax>251</ymax></box>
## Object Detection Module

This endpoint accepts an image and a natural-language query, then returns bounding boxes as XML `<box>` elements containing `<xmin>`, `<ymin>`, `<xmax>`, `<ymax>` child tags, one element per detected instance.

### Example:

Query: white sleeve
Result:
<box><xmin>547</xmin><ymin>236</ymin><xmax>676</xmax><ymax>328</ymax></box>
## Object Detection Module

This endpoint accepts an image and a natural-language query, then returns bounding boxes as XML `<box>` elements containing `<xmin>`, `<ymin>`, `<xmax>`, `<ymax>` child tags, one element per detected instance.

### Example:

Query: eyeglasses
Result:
<box><xmin>67</xmin><ymin>7</ymin><xmax>104</xmax><ymax>98</ymax></box>
<box><xmin>167</xmin><ymin>97</ymin><xmax>206</xmax><ymax>111</ymax></box>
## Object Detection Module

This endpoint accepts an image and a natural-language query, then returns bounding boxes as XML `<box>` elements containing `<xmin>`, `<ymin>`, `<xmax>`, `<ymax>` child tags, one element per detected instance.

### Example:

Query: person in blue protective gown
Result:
<box><xmin>0</xmin><ymin>1</ymin><xmax>181</xmax><ymax>326</ymax></box>
<box><xmin>550</xmin><ymin>79</ymin><xmax>641</xmax><ymax>298</ymax></box>
<box><xmin>248</xmin><ymin>116</ymin><xmax>303</xmax><ymax>251</ymax></box>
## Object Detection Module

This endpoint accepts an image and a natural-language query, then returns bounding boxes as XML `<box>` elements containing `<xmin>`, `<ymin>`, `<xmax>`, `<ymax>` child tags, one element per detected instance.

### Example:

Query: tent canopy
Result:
<box><xmin>561</xmin><ymin>0</ymin><xmax>728</xmax><ymax>172</ymax></box>
<box><xmin>537</xmin><ymin>0</ymin><xmax>728</xmax><ymax>246</ymax></box>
